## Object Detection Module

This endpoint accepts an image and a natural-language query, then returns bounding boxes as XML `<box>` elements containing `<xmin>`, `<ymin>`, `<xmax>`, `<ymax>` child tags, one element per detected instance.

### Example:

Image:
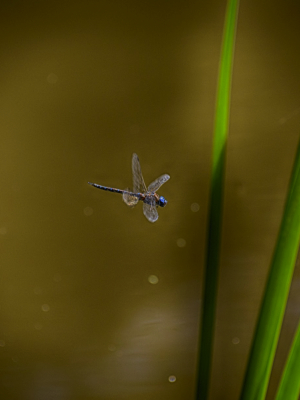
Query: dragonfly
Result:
<box><xmin>88</xmin><ymin>153</ymin><xmax>170</xmax><ymax>223</ymax></box>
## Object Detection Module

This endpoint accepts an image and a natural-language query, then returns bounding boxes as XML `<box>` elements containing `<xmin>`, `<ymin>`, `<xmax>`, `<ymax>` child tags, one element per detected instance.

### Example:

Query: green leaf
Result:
<box><xmin>240</xmin><ymin>138</ymin><xmax>300</xmax><ymax>400</ymax></box>
<box><xmin>275</xmin><ymin>321</ymin><xmax>300</xmax><ymax>400</ymax></box>
<box><xmin>195</xmin><ymin>1</ymin><xmax>239</xmax><ymax>399</ymax></box>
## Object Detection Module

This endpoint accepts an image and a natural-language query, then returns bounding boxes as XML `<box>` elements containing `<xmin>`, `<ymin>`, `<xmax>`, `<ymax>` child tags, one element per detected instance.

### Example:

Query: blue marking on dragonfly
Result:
<box><xmin>88</xmin><ymin>153</ymin><xmax>170</xmax><ymax>223</ymax></box>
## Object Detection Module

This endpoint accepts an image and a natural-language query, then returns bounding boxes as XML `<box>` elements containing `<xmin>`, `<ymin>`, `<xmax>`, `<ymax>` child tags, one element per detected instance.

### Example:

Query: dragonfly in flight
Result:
<box><xmin>88</xmin><ymin>153</ymin><xmax>170</xmax><ymax>223</ymax></box>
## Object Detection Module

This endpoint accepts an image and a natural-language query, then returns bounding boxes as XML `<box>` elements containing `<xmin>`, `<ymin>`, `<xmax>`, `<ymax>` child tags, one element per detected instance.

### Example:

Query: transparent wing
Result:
<box><xmin>123</xmin><ymin>189</ymin><xmax>139</xmax><ymax>207</ymax></box>
<box><xmin>143</xmin><ymin>202</ymin><xmax>159</xmax><ymax>223</ymax></box>
<box><xmin>148</xmin><ymin>174</ymin><xmax>170</xmax><ymax>192</ymax></box>
<box><xmin>132</xmin><ymin>153</ymin><xmax>147</xmax><ymax>194</ymax></box>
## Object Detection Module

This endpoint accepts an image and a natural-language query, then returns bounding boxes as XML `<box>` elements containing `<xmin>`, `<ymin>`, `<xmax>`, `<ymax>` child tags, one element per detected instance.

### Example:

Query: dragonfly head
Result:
<box><xmin>158</xmin><ymin>196</ymin><xmax>167</xmax><ymax>207</ymax></box>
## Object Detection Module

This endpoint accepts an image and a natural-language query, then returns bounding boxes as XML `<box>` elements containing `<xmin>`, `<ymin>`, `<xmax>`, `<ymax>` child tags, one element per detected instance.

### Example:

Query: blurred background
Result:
<box><xmin>0</xmin><ymin>1</ymin><xmax>300</xmax><ymax>399</ymax></box>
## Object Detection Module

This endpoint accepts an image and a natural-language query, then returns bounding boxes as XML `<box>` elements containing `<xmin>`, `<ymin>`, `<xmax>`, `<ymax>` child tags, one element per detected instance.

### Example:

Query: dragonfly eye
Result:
<box><xmin>158</xmin><ymin>196</ymin><xmax>167</xmax><ymax>207</ymax></box>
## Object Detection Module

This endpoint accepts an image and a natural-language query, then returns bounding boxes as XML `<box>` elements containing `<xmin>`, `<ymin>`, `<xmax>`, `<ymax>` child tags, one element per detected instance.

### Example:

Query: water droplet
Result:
<box><xmin>41</xmin><ymin>304</ymin><xmax>50</xmax><ymax>312</ymax></box>
<box><xmin>176</xmin><ymin>238</ymin><xmax>186</xmax><ymax>248</ymax></box>
<box><xmin>47</xmin><ymin>73</ymin><xmax>58</xmax><ymax>84</ymax></box>
<box><xmin>148</xmin><ymin>275</ymin><xmax>159</xmax><ymax>284</ymax></box>
<box><xmin>34</xmin><ymin>322</ymin><xmax>42</xmax><ymax>330</ymax></box>
<box><xmin>190</xmin><ymin>203</ymin><xmax>200</xmax><ymax>212</ymax></box>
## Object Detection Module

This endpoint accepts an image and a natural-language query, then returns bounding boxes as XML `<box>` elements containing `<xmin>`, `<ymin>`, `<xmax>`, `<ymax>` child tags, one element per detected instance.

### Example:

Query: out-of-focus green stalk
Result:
<box><xmin>195</xmin><ymin>1</ymin><xmax>239</xmax><ymax>399</ymax></box>
<box><xmin>275</xmin><ymin>321</ymin><xmax>300</xmax><ymax>400</ymax></box>
<box><xmin>240</xmin><ymin>138</ymin><xmax>300</xmax><ymax>400</ymax></box>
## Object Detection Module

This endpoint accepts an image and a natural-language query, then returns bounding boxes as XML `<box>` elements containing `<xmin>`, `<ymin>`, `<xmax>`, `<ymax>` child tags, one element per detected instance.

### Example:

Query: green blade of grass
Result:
<box><xmin>275</xmin><ymin>320</ymin><xmax>300</xmax><ymax>400</ymax></box>
<box><xmin>240</xmin><ymin>138</ymin><xmax>300</xmax><ymax>400</ymax></box>
<box><xmin>195</xmin><ymin>1</ymin><xmax>239</xmax><ymax>399</ymax></box>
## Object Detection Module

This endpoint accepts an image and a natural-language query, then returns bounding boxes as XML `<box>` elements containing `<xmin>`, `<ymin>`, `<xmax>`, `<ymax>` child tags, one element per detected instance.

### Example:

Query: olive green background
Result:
<box><xmin>1</xmin><ymin>1</ymin><xmax>300</xmax><ymax>399</ymax></box>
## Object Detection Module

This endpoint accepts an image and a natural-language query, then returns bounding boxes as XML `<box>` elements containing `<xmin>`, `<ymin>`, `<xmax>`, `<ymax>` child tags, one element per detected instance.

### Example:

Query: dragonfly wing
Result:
<box><xmin>132</xmin><ymin>153</ymin><xmax>147</xmax><ymax>193</ymax></box>
<box><xmin>123</xmin><ymin>190</ymin><xmax>139</xmax><ymax>207</ymax></box>
<box><xmin>148</xmin><ymin>174</ymin><xmax>170</xmax><ymax>192</ymax></box>
<box><xmin>143</xmin><ymin>202</ymin><xmax>159</xmax><ymax>223</ymax></box>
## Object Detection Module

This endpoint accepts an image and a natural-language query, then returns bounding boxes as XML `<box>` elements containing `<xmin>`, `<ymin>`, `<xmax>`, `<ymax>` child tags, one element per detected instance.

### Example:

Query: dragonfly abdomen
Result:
<box><xmin>88</xmin><ymin>182</ymin><xmax>142</xmax><ymax>199</ymax></box>
<box><xmin>88</xmin><ymin>182</ymin><xmax>124</xmax><ymax>194</ymax></box>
